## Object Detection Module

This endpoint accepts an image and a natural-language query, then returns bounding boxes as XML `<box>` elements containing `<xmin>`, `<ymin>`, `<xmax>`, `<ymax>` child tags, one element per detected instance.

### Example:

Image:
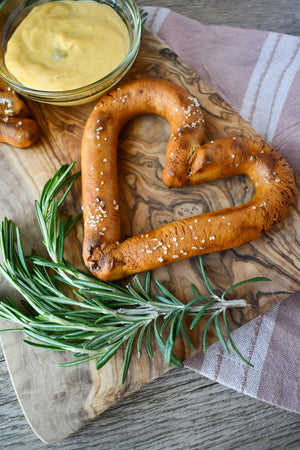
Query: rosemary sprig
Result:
<box><xmin>0</xmin><ymin>163</ymin><xmax>269</xmax><ymax>382</ymax></box>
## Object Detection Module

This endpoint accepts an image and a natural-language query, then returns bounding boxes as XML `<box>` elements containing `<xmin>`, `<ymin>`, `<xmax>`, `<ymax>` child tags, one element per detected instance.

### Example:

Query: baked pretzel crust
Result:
<box><xmin>0</xmin><ymin>78</ymin><xmax>39</xmax><ymax>148</ymax></box>
<box><xmin>81</xmin><ymin>78</ymin><xmax>296</xmax><ymax>281</ymax></box>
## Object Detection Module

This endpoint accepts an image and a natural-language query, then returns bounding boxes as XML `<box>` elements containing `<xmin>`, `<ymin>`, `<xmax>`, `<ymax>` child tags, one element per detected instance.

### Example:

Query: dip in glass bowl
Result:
<box><xmin>0</xmin><ymin>0</ymin><xmax>141</xmax><ymax>105</ymax></box>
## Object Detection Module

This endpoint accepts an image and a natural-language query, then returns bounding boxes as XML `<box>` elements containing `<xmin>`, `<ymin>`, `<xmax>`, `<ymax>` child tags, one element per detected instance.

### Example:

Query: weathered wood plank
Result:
<box><xmin>1</xmin><ymin>349</ymin><xmax>300</xmax><ymax>449</ymax></box>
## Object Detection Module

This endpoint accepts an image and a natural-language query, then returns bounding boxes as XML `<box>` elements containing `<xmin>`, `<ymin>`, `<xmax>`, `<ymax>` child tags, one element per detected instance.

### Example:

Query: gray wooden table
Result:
<box><xmin>1</xmin><ymin>1</ymin><xmax>300</xmax><ymax>448</ymax></box>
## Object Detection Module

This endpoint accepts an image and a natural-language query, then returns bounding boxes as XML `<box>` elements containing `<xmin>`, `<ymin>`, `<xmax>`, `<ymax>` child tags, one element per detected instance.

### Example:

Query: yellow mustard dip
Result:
<box><xmin>5</xmin><ymin>1</ymin><xmax>130</xmax><ymax>91</ymax></box>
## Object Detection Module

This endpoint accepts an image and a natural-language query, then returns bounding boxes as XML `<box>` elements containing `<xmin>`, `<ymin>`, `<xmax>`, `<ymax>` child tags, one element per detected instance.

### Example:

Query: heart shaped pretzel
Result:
<box><xmin>81</xmin><ymin>78</ymin><xmax>296</xmax><ymax>281</ymax></box>
<box><xmin>0</xmin><ymin>78</ymin><xmax>39</xmax><ymax>148</ymax></box>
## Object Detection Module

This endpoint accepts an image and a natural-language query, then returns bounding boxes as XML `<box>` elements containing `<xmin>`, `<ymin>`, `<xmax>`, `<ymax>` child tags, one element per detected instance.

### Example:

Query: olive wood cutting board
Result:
<box><xmin>0</xmin><ymin>30</ymin><xmax>299</xmax><ymax>444</ymax></box>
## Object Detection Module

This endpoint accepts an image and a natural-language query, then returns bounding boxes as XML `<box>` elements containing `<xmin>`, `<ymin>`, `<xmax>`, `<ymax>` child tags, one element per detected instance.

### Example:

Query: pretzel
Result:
<box><xmin>81</xmin><ymin>78</ymin><xmax>296</xmax><ymax>281</ymax></box>
<box><xmin>0</xmin><ymin>78</ymin><xmax>39</xmax><ymax>148</ymax></box>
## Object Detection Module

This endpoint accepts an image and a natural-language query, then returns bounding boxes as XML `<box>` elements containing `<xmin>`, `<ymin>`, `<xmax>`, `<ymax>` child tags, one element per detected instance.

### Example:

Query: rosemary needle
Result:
<box><xmin>0</xmin><ymin>163</ymin><xmax>269</xmax><ymax>382</ymax></box>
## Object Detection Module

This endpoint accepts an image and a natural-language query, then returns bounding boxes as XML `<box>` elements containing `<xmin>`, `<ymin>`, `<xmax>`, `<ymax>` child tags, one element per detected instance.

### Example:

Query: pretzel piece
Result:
<box><xmin>81</xmin><ymin>78</ymin><xmax>296</xmax><ymax>281</ymax></box>
<box><xmin>0</xmin><ymin>78</ymin><xmax>39</xmax><ymax>148</ymax></box>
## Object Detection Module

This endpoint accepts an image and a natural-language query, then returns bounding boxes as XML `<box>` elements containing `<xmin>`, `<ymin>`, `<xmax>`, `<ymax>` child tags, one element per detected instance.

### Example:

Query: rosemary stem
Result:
<box><xmin>116</xmin><ymin>309</ymin><xmax>159</xmax><ymax>320</ymax></box>
<box><xmin>203</xmin><ymin>299</ymin><xmax>248</xmax><ymax>309</ymax></box>
<box><xmin>117</xmin><ymin>298</ymin><xmax>247</xmax><ymax>317</ymax></box>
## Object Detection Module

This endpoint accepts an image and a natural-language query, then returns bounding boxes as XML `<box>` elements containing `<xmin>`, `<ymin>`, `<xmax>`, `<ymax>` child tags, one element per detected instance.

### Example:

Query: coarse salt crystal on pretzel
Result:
<box><xmin>81</xmin><ymin>78</ymin><xmax>296</xmax><ymax>281</ymax></box>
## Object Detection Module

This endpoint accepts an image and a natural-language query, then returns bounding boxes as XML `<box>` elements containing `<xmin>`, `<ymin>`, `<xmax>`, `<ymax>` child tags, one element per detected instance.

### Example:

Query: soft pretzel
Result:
<box><xmin>0</xmin><ymin>78</ymin><xmax>39</xmax><ymax>148</ymax></box>
<box><xmin>81</xmin><ymin>78</ymin><xmax>296</xmax><ymax>281</ymax></box>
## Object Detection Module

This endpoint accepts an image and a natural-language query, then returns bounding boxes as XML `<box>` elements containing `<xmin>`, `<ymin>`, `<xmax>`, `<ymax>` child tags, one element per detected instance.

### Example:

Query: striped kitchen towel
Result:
<box><xmin>143</xmin><ymin>7</ymin><xmax>300</xmax><ymax>414</ymax></box>
<box><xmin>143</xmin><ymin>7</ymin><xmax>300</xmax><ymax>174</ymax></box>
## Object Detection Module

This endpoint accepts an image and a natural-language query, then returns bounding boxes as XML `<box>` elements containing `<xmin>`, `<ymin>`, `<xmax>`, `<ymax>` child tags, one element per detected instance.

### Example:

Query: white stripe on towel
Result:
<box><xmin>265</xmin><ymin>42</ymin><xmax>300</xmax><ymax>142</ymax></box>
<box><xmin>240</xmin><ymin>33</ymin><xmax>300</xmax><ymax>144</ymax></box>
<box><xmin>145</xmin><ymin>8</ymin><xmax>170</xmax><ymax>34</ymax></box>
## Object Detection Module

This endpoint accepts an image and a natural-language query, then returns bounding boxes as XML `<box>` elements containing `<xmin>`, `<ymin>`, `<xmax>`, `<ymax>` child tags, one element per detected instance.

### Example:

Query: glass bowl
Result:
<box><xmin>0</xmin><ymin>0</ymin><xmax>141</xmax><ymax>105</ymax></box>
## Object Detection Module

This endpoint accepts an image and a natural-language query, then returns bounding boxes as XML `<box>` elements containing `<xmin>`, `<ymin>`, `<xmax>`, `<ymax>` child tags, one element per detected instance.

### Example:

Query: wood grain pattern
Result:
<box><xmin>0</xmin><ymin>30</ymin><xmax>299</xmax><ymax>444</ymax></box>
